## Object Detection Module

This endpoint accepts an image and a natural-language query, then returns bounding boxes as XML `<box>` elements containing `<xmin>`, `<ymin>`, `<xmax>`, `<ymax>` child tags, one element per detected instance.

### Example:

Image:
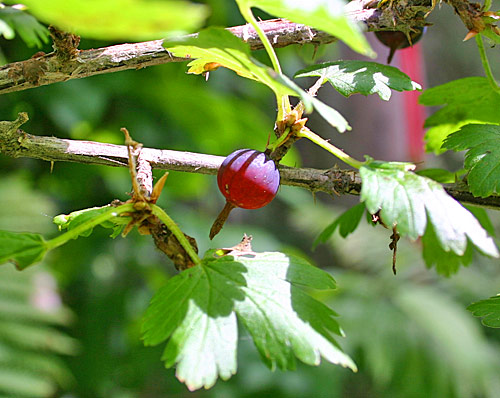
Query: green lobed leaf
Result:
<box><xmin>416</xmin><ymin>168</ymin><xmax>465</xmax><ymax>184</ymax></box>
<box><xmin>164</xmin><ymin>27</ymin><xmax>293</xmax><ymax>95</ymax></box>
<box><xmin>53</xmin><ymin>205</ymin><xmax>127</xmax><ymax>239</ymax></box>
<box><xmin>467</xmin><ymin>295</ymin><xmax>500</xmax><ymax>328</ymax></box>
<box><xmin>442</xmin><ymin>124</ymin><xmax>500</xmax><ymax>197</ymax></box>
<box><xmin>11</xmin><ymin>0</ymin><xmax>209</xmax><ymax>40</ymax></box>
<box><xmin>141</xmin><ymin>262</ymin><xmax>239</xmax><ymax>391</ymax></box>
<box><xmin>141</xmin><ymin>251</ymin><xmax>355</xmax><ymax>390</ymax></box>
<box><xmin>419</xmin><ymin>77</ymin><xmax>500</xmax><ymax>153</ymax></box>
<box><xmin>359</xmin><ymin>161</ymin><xmax>499</xmax><ymax>273</ymax></box>
<box><xmin>166</xmin><ymin>27</ymin><xmax>351</xmax><ymax>132</ymax></box>
<box><xmin>0</xmin><ymin>231</ymin><xmax>47</xmax><ymax>270</ymax></box>
<box><xmin>295</xmin><ymin>61</ymin><xmax>421</xmax><ymax>101</ymax></box>
<box><xmin>0</xmin><ymin>5</ymin><xmax>49</xmax><ymax>47</ymax></box>
<box><xmin>313</xmin><ymin>202</ymin><xmax>365</xmax><ymax>249</ymax></box>
<box><xmin>238</xmin><ymin>0</ymin><xmax>373</xmax><ymax>56</ymax></box>
<box><xmin>421</xmin><ymin>219</ymin><xmax>473</xmax><ymax>276</ymax></box>
<box><xmin>465</xmin><ymin>205</ymin><xmax>496</xmax><ymax>237</ymax></box>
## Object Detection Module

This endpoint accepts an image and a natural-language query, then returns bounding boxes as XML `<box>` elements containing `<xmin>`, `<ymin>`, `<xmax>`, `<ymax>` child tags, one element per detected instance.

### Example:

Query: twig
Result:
<box><xmin>475</xmin><ymin>34</ymin><xmax>500</xmax><ymax>92</ymax></box>
<box><xmin>0</xmin><ymin>0</ymin><xmax>444</xmax><ymax>96</ymax></box>
<box><xmin>1</xmin><ymin>113</ymin><xmax>499</xmax><ymax>209</ymax></box>
<box><xmin>0</xmin><ymin>19</ymin><xmax>336</xmax><ymax>95</ymax></box>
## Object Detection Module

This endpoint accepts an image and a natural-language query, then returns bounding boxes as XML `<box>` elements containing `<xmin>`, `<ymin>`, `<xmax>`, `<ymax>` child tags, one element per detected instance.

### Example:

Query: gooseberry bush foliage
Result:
<box><xmin>1</xmin><ymin>0</ymin><xmax>500</xmax><ymax>392</ymax></box>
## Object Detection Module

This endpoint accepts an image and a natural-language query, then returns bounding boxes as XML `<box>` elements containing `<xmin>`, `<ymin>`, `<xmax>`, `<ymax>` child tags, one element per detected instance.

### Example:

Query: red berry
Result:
<box><xmin>217</xmin><ymin>149</ymin><xmax>280</xmax><ymax>209</ymax></box>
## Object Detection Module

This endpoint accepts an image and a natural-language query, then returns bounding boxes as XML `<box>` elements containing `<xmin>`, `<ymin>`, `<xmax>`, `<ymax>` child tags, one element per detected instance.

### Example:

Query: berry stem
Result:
<box><xmin>236</xmin><ymin>2</ymin><xmax>291</xmax><ymax>121</ymax></box>
<box><xmin>209</xmin><ymin>201</ymin><xmax>236</xmax><ymax>240</ymax></box>
<box><xmin>296</xmin><ymin>127</ymin><xmax>364</xmax><ymax>169</ymax></box>
<box><xmin>475</xmin><ymin>34</ymin><xmax>500</xmax><ymax>93</ymax></box>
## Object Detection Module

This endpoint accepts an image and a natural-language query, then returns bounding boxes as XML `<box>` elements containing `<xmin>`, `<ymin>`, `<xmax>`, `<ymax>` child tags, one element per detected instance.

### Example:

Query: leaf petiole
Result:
<box><xmin>236</xmin><ymin>2</ymin><xmax>291</xmax><ymax>120</ymax></box>
<box><xmin>151</xmin><ymin>204</ymin><xmax>201</xmax><ymax>266</ymax></box>
<box><xmin>476</xmin><ymin>34</ymin><xmax>500</xmax><ymax>93</ymax></box>
<box><xmin>296</xmin><ymin>127</ymin><xmax>364</xmax><ymax>169</ymax></box>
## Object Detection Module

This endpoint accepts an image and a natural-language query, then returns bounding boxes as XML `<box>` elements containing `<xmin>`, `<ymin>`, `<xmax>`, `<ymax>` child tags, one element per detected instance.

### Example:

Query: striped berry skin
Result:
<box><xmin>217</xmin><ymin>149</ymin><xmax>280</xmax><ymax>209</ymax></box>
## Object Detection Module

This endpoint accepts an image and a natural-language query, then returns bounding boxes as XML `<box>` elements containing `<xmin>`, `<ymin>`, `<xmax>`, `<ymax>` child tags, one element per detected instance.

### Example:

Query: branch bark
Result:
<box><xmin>0</xmin><ymin>0</ymin><xmax>487</xmax><ymax>96</ymax></box>
<box><xmin>0</xmin><ymin>19</ymin><xmax>337</xmax><ymax>95</ymax></box>
<box><xmin>2</xmin><ymin>113</ymin><xmax>499</xmax><ymax>209</ymax></box>
<box><xmin>0</xmin><ymin>0</ymin><xmax>438</xmax><ymax>96</ymax></box>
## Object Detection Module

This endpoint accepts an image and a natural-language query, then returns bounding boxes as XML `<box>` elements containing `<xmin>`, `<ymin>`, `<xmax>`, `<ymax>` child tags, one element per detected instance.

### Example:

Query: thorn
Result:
<box><xmin>150</xmin><ymin>172</ymin><xmax>169</xmax><ymax>203</ymax></box>
<box><xmin>483</xmin><ymin>11</ymin><xmax>500</xmax><ymax>19</ymax></box>
<box><xmin>312</xmin><ymin>44</ymin><xmax>319</xmax><ymax>60</ymax></box>
<box><xmin>387</xmin><ymin>47</ymin><xmax>397</xmax><ymax>64</ymax></box>
<box><xmin>463</xmin><ymin>30</ymin><xmax>478</xmax><ymax>41</ymax></box>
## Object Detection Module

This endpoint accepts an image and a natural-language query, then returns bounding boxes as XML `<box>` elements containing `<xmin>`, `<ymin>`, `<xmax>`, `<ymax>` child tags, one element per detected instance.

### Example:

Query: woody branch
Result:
<box><xmin>1</xmin><ymin>113</ymin><xmax>499</xmax><ymax>209</ymax></box>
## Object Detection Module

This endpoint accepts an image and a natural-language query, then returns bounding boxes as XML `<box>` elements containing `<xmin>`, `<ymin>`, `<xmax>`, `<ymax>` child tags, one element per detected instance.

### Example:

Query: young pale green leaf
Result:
<box><xmin>54</xmin><ymin>205</ymin><xmax>127</xmax><ymax>239</ymax></box>
<box><xmin>16</xmin><ymin>0</ymin><xmax>209</xmax><ymax>40</ymax></box>
<box><xmin>313</xmin><ymin>202</ymin><xmax>365</xmax><ymax>249</ymax></box>
<box><xmin>0</xmin><ymin>6</ymin><xmax>49</xmax><ymax>47</ymax></box>
<box><xmin>419</xmin><ymin>77</ymin><xmax>500</xmax><ymax>153</ymax></box>
<box><xmin>141</xmin><ymin>251</ymin><xmax>355</xmax><ymax>390</ymax></box>
<box><xmin>0</xmin><ymin>231</ymin><xmax>47</xmax><ymax>270</ymax></box>
<box><xmin>360</xmin><ymin>161</ymin><xmax>499</xmax><ymax>270</ymax></box>
<box><xmin>467</xmin><ymin>295</ymin><xmax>500</xmax><ymax>328</ymax></box>
<box><xmin>442</xmin><ymin>124</ymin><xmax>500</xmax><ymax>197</ymax></box>
<box><xmin>295</xmin><ymin>61</ymin><xmax>421</xmax><ymax>101</ymax></box>
<box><xmin>237</xmin><ymin>0</ymin><xmax>373</xmax><ymax>56</ymax></box>
<box><xmin>166</xmin><ymin>27</ymin><xmax>351</xmax><ymax>132</ymax></box>
<box><xmin>164</xmin><ymin>27</ymin><xmax>295</xmax><ymax>97</ymax></box>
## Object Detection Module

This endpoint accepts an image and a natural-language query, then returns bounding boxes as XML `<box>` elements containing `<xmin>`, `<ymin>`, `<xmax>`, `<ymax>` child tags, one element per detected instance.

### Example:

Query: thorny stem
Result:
<box><xmin>46</xmin><ymin>203</ymin><xmax>135</xmax><ymax>251</ymax></box>
<box><xmin>296</xmin><ymin>127</ymin><xmax>364</xmax><ymax>169</ymax></box>
<box><xmin>237</xmin><ymin>2</ymin><xmax>291</xmax><ymax>120</ymax></box>
<box><xmin>476</xmin><ymin>34</ymin><xmax>500</xmax><ymax>92</ymax></box>
<box><xmin>151</xmin><ymin>204</ymin><xmax>201</xmax><ymax>266</ymax></box>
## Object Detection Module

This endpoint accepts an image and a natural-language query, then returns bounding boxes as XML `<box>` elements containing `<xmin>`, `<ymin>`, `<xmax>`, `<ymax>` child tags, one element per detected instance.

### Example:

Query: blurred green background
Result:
<box><xmin>1</xmin><ymin>1</ymin><xmax>499</xmax><ymax>397</ymax></box>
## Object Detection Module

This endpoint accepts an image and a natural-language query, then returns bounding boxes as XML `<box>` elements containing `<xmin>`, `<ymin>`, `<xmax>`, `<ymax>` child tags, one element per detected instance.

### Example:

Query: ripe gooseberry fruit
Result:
<box><xmin>209</xmin><ymin>149</ymin><xmax>280</xmax><ymax>239</ymax></box>
<box><xmin>375</xmin><ymin>27</ymin><xmax>425</xmax><ymax>64</ymax></box>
